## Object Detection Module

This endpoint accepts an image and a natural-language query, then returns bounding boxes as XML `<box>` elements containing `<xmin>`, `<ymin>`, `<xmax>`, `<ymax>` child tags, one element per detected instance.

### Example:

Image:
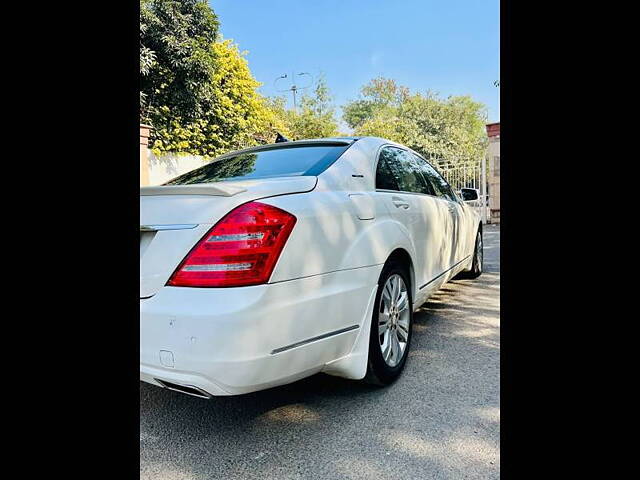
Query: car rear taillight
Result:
<box><xmin>167</xmin><ymin>201</ymin><xmax>297</xmax><ymax>287</ymax></box>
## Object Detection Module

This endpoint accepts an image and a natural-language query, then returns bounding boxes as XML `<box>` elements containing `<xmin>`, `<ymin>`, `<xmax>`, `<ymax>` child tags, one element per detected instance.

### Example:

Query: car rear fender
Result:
<box><xmin>262</xmin><ymin>191</ymin><xmax>418</xmax><ymax>290</ymax></box>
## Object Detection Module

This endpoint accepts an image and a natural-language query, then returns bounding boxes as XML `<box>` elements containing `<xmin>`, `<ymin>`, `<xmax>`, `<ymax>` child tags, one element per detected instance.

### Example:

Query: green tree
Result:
<box><xmin>262</xmin><ymin>96</ymin><xmax>293</xmax><ymax>139</ymax></box>
<box><xmin>140</xmin><ymin>0</ymin><xmax>219</xmax><ymax>122</ymax></box>
<box><xmin>342</xmin><ymin>77</ymin><xmax>408</xmax><ymax>130</ymax></box>
<box><xmin>343</xmin><ymin>77</ymin><xmax>487</xmax><ymax>165</ymax></box>
<box><xmin>269</xmin><ymin>76</ymin><xmax>340</xmax><ymax>140</ymax></box>
<box><xmin>140</xmin><ymin>0</ymin><xmax>278</xmax><ymax>156</ymax></box>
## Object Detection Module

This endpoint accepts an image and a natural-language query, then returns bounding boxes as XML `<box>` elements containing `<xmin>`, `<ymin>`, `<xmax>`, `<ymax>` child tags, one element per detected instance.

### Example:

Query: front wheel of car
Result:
<box><xmin>364</xmin><ymin>261</ymin><xmax>413</xmax><ymax>386</ymax></box>
<box><xmin>457</xmin><ymin>228</ymin><xmax>483</xmax><ymax>279</ymax></box>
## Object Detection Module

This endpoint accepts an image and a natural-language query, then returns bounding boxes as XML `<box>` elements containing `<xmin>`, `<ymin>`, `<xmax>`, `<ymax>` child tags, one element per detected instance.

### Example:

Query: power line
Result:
<box><xmin>274</xmin><ymin>72</ymin><xmax>312</xmax><ymax>112</ymax></box>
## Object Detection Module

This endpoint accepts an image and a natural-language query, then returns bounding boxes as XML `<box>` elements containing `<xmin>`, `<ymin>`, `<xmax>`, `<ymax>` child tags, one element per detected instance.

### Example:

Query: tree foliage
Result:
<box><xmin>268</xmin><ymin>76</ymin><xmax>340</xmax><ymax>141</ymax></box>
<box><xmin>140</xmin><ymin>0</ymin><xmax>219</xmax><ymax>122</ymax></box>
<box><xmin>139</xmin><ymin>3</ymin><xmax>487</xmax><ymax>162</ymax></box>
<box><xmin>344</xmin><ymin>77</ymin><xmax>488</xmax><ymax>164</ymax></box>
<box><xmin>140</xmin><ymin>0</ymin><xmax>278</xmax><ymax>157</ymax></box>
<box><xmin>342</xmin><ymin>78</ymin><xmax>408</xmax><ymax>129</ymax></box>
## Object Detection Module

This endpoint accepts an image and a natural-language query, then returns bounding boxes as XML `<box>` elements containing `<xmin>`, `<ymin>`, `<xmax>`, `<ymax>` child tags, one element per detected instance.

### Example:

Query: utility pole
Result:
<box><xmin>275</xmin><ymin>72</ymin><xmax>312</xmax><ymax>112</ymax></box>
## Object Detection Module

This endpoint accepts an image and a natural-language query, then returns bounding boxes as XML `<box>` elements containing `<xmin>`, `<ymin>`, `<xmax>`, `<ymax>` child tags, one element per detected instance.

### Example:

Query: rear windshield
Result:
<box><xmin>164</xmin><ymin>144</ymin><xmax>350</xmax><ymax>185</ymax></box>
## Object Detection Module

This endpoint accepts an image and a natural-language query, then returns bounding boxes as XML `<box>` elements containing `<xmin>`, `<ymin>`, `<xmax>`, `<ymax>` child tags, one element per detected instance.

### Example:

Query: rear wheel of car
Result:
<box><xmin>364</xmin><ymin>261</ymin><xmax>413</xmax><ymax>386</ymax></box>
<box><xmin>458</xmin><ymin>228</ymin><xmax>483</xmax><ymax>279</ymax></box>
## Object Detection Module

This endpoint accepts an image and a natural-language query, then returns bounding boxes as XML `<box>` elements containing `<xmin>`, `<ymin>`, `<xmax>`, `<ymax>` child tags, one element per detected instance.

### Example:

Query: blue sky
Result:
<box><xmin>211</xmin><ymin>0</ymin><xmax>500</xmax><ymax>126</ymax></box>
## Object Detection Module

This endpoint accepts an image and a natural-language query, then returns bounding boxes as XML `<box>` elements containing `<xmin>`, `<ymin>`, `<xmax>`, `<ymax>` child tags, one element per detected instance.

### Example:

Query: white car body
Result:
<box><xmin>140</xmin><ymin>137</ymin><xmax>481</xmax><ymax>398</ymax></box>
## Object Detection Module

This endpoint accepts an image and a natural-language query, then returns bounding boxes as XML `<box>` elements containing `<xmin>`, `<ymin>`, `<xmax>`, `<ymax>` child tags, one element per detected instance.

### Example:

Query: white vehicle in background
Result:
<box><xmin>140</xmin><ymin>137</ymin><xmax>483</xmax><ymax>399</ymax></box>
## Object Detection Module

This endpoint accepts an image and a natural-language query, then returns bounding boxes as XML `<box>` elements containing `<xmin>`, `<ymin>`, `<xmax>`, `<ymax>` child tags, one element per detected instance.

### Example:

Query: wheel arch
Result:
<box><xmin>384</xmin><ymin>248</ymin><xmax>416</xmax><ymax>302</ymax></box>
<box><xmin>321</xmin><ymin>246</ymin><xmax>417</xmax><ymax>382</ymax></box>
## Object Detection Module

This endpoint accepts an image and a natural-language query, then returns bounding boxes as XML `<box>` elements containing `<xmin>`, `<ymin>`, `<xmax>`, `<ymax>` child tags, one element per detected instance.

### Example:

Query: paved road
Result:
<box><xmin>140</xmin><ymin>225</ymin><xmax>500</xmax><ymax>480</ymax></box>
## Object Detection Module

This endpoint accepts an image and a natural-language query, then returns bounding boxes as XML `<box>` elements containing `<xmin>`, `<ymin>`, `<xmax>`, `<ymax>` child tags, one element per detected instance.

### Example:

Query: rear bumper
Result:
<box><xmin>140</xmin><ymin>265</ymin><xmax>381</xmax><ymax>396</ymax></box>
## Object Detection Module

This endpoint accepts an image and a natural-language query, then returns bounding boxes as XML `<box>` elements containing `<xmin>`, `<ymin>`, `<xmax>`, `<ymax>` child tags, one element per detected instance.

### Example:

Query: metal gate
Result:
<box><xmin>429</xmin><ymin>156</ymin><xmax>490</xmax><ymax>224</ymax></box>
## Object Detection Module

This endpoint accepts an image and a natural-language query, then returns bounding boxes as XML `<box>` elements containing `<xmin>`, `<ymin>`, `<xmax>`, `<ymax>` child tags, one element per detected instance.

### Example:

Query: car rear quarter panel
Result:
<box><xmin>265</xmin><ymin>191</ymin><xmax>417</xmax><ymax>284</ymax></box>
<box><xmin>264</xmin><ymin>139</ymin><xmax>418</xmax><ymax>289</ymax></box>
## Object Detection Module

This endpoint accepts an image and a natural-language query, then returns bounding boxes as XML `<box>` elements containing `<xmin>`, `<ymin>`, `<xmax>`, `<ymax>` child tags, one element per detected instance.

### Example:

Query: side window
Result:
<box><xmin>377</xmin><ymin>147</ymin><xmax>432</xmax><ymax>195</ymax></box>
<box><xmin>417</xmin><ymin>158</ymin><xmax>457</xmax><ymax>202</ymax></box>
<box><xmin>375</xmin><ymin>153</ymin><xmax>400</xmax><ymax>191</ymax></box>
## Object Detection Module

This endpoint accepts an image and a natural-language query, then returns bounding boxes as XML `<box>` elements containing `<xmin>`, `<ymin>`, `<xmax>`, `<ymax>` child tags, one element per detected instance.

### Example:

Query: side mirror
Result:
<box><xmin>460</xmin><ymin>188</ymin><xmax>479</xmax><ymax>202</ymax></box>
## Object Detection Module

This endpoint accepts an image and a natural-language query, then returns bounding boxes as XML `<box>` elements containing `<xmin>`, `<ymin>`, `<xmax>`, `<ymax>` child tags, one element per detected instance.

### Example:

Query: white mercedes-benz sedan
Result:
<box><xmin>140</xmin><ymin>137</ymin><xmax>483</xmax><ymax>398</ymax></box>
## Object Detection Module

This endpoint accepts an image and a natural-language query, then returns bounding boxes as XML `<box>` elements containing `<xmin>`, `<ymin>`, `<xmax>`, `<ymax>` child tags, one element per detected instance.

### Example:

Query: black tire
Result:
<box><xmin>364</xmin><ymin>260</ymin><xmax>413</xmax><ymax>386</ymax></box>
<box><xmin>457</xmin><ymin>227</ymin><xmax>483</xmax><ymax>279</ymax></box>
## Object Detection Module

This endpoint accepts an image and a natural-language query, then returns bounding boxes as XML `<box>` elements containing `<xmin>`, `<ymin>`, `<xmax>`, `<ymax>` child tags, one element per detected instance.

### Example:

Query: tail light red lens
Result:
<box><xmin>167</xmin><ymin>201</ymin><xmax>297</xmax><ymax>287</ymax></box>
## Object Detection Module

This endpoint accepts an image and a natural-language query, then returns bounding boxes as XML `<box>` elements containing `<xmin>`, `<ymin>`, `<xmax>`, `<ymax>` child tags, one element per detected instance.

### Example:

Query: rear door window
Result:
<box><xmin>377</xmin><ymin>147</ymin><xmax>433</xmax><ymax>195</ymax></box>
<box><xmin>375</xmin><ymin>153</ymin><xmax>400</xmax><ymax>191</ymax></box>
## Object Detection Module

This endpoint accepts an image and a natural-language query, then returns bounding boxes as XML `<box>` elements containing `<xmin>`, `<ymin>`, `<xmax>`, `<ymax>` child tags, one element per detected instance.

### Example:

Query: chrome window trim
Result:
<box><xmin>374</xmin><ymin>188</ymin><xmax>459</xmax><ymax>204</ymax></box>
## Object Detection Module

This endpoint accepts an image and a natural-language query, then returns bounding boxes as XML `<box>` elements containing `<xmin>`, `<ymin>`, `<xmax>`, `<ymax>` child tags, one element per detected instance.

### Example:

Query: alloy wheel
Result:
<box><xmin>378</xmin><ymin>274</ymin><xmax>411</xmax><ymax>367</ymax></box>
<box><xmin>476</xmin><ymin>231</ymin><xmax>483</xmax><ymax>272</ymax></box>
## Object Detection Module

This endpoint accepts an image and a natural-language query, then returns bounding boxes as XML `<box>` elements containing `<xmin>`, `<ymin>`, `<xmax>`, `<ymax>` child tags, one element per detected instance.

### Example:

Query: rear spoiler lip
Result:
<box><xmin>140</xmin><ymin>184</ymin><xmax>247</xmax><ymax>197</ymax></box>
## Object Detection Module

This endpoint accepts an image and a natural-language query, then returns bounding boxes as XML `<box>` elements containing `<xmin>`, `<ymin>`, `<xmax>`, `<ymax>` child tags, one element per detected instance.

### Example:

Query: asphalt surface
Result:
<box><xmin>140</xmin><ymin>225</ymin><xmax>500</xmax><ymax>480</ymax></box>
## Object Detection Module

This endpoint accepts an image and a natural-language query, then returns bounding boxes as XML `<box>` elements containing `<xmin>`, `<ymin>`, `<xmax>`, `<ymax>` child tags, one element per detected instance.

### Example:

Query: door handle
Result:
<box><xmin>392</xmin><ymin>198</ymin><xmax>410</xmax><ymax>209</ymax></box>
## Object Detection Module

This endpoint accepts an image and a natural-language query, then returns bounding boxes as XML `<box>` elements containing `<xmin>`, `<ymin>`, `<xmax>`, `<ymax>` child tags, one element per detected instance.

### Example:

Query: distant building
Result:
<box><xmin>486</xmin><ymin>122</ymin><xmax>500</xmax><ymax>223</ymax></box>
